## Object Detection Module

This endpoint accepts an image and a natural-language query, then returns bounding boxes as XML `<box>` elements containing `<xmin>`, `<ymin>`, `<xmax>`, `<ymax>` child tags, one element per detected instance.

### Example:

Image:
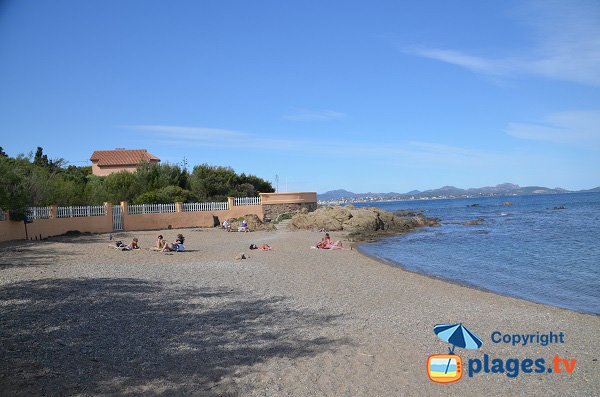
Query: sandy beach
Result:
<box><xmin>0</xmin><ymin>226</ymin><xmax>598</xmax><ymax>396</ymax></box>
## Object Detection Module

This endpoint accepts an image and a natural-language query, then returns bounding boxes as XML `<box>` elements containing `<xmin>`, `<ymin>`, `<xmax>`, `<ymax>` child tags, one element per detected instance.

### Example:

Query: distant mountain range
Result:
<box><xmin>318</xmin><ymin>183</ymin><xmax>600</xmax><ymax>201</ymax></box>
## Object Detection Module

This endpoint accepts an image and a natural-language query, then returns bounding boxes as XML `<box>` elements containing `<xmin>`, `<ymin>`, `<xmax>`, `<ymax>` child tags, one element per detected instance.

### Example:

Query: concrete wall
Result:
<box><xmin>0</xmin><ymin>203</ymin><xmax>276</xmax><ymax>243</ymax></box>
<box><xmin>0</xmin><ymin>193</ymin><xmax>315</xmax><ymax>242</ymax></box>
<box><xmin>0</xmin><ymin>214</ymin><xmax>113</xmax><ymax>241</ymax></box>
<box><xmin>260</xmin><ymin>192</ymin><xmax>318</xmax><ymax>221</ymax></box>
<box><xmin>123</xmin><ymin>205</ymin><xmax>263</xmax><ymax>231</ymax></box>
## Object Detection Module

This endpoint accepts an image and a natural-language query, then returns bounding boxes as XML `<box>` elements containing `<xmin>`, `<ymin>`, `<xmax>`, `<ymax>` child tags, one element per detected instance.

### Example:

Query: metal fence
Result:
<box><xmin>183</xmin><ymin>202</ymin><xmax>229</xmax><ymax>212</ymax></box>
<box><xmin>8</xmin><ymin>197</ymin><xmax>261</xmax><ymax>222</ymax></box>
<box><xmin>128</xmin><ymin>203</ymin><xmax>176</xmax><ymax>215</ymax></box>
<box><xmin>234</xmin><ymin>197</ymin><xmax>261</xmax><ymax>206</ymax></box>
<box><xmin>26</xmin><ymin>207</ymin><xmax>51</xmax><ymax>221</ymax></box>
<box><xmin>57</xmin><ymin>205</ymin><xmax>106</xmax><ymax>218</ymax></box>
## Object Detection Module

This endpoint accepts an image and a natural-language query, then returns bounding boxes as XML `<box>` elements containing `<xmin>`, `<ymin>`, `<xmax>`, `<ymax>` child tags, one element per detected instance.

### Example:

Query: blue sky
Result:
<box><xmin>1</xmin><ymin>0</ymin><xmax>599</xmax><ymax>193</ymax></box>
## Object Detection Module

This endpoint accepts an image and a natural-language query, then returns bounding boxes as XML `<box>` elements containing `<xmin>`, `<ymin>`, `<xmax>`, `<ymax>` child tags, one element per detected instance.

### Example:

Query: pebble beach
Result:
<box><xmin>1</xmin><ymin>227</ymin><xmax>598</xmax><ymax>396</ymax></box>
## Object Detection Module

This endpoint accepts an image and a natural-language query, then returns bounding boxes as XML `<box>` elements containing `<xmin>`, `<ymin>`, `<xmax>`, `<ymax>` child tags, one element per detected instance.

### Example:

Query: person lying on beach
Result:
<box><xmin>162</xmin><ymin>234</ymin><xmax>186</xmax><ymax>252</ymax></box>
<box><xmin>249</xmin><ymin>244</ymin><xmax>272</xmax><ymax>251</ymax></box>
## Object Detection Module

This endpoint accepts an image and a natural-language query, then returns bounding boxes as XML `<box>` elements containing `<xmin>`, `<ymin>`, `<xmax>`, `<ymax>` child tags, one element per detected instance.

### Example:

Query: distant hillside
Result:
<box><xmin>318</xmin><ymin>183</ymin><xmax>598</xmax><ymax>201</ymax></box>
<box><xmin>318</xmin><ymin>189</ymin><xmax>358</xmax><ymax>200</ymax></box>
<box><xmin>578</xmin><ymin>186</ymin><xmax>600</xmax><ymax>193</ymax></box>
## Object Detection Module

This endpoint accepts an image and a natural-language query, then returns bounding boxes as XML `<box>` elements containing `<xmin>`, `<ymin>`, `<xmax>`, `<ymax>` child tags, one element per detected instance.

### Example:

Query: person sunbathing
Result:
<box><xmin>155</xmin><ymin>235</ymin><xmax>167</xmax><ymax>250</ymax></box>
<box><xmin>316</xmin><ymin>233</ymin><xmax>343</xmax><ymax>249</ymax></box>
<box><xmin>127</xmin><ymin>238</ymin><xmax>140</xmax><ymax>250</ymax></box>
<box><xmin>249</xmin><ymin>244</ymin><xmax>272</xmax><ymax>251</ymax></box>
<box><xmin>316</xmin><ymin>233</ymin><xmax>332</xmax><ymax>249</ymax></box>
<box><xmin>163</xmin><ymin>234</ymin><xmax>185</xmax><ymax>252</ymax></box>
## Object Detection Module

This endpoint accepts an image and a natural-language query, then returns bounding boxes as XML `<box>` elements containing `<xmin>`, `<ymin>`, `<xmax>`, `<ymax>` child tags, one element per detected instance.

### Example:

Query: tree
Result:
<box><xmin>0</xmin><ymin>147</ymin><xmax>7</xmax><ymax>158</ymax></box>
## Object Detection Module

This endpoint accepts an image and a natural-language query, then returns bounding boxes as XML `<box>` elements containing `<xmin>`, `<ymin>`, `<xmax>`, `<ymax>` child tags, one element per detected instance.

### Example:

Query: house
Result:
<box><xmin>90</xmin><ymin>149</ymin><xmax>160</xmax><ymax>176</ymax></box>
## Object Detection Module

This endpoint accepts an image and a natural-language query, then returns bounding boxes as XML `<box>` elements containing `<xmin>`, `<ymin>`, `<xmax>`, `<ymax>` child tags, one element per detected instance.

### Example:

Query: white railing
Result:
<box><xmin>234</xmin><ymin>197</ymin><xmax>261</xmax><ymax>206</ymax></box>
<box><xmin>183</xmin><ymin>202</ymin><xmax>229</xmax><ymax>212</ymax></box>
<box><xmin>128</xmin><ymin>203</ymin><xmax>176</xmax><ymax>215</ymax></box>
<box><xmin>26</xmin><ymin>207</ymin><xmax>51</xmax><ymax>220</ymax></box>
<box><xmin>57</xmin><ymin>205</ymin><xmax>106</xmax><ymax>218</ymax></box>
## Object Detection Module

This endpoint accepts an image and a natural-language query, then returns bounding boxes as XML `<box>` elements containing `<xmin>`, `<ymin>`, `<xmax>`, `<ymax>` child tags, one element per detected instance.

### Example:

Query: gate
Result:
<box><xmin>112</xmin><ymin>205</ymin><xmax>123</xmax><ymax>231</ymax></box>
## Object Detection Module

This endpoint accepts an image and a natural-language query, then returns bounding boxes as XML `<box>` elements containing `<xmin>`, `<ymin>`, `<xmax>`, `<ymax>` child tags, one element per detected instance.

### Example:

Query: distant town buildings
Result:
<box><xmin>90</xmin><ymin>148</ymin><xmax>160</xmax><ymax>176</ymax></box>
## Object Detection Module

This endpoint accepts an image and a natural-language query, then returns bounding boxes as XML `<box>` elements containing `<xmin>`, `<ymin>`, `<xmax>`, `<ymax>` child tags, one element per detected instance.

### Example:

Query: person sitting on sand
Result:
<box><xmin>316</xmin><ymin>233</ymin><xmax>332</xmax><ymax>249</ymax></box>
<box><xmin>238</xmin><ymin>219</ymin><xmax>249</xmax><ymax>233</ymax></box>
<box><xmin>316</xmin><ymin>233</ymin><xmax>343</xmax><ymax>249</ymax></box>
<box><xmin>155</xmin><ymin>235</ymin><xmax>166</xmax><ymax>251</ymax></box>
<box><xmin>249</xmin><ymin>244</ymin><xmax>272</xmax><ymax>251</ymax></box>
<box><xmin>127</xmin><ymin>238</ymin><xmax>140</xmax><ymax>250</ymax></box>
<box><xmin>222</xmin><ymin>219</ymin><xmax>231</xmax><ymax>232</ymax></box>
<box><xmin>163</xmin><ymin>234</ymin><xmax>185</xmax><ymax>252</ymax></box>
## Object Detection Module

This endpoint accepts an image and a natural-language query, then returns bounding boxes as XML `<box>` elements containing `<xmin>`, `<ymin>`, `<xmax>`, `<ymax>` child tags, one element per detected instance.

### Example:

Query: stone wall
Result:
<box><xmin>262</xmin><ymin>202</ymin><xmax>318</xmax><ymax>222</ymax></box>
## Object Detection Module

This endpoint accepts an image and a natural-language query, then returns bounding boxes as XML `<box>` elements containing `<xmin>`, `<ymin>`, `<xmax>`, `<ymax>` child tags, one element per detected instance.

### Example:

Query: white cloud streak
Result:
<box><xmin>282</xmin><ymin>108</ymin><xmax>346</xmax><ymax>121</ymax></box>
<box><xmin>123</xmin><ymin>124</ymin><xmax>514</xmax><ymax>168</ymax></box>
<box><xmin>409</xmin><ymin>1</ymin><xmax>600</xmax><ymax>86</ymax></box>
<box><xmin>506</xmin><ymin>110</ymin><xmax>600</xmax><ymax>146</ymax></box>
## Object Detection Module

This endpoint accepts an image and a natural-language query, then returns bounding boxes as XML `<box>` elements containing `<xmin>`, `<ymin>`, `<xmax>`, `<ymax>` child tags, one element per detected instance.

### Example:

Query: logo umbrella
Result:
<box><xmin>433</xmin><ymin>323</ymin><xmax>482</xmax><ymax>375</ymax></box>
<box><xmin>434</xmin><ymin>323</ymin><xmax>482</xmax><ymax>353</ymax></box>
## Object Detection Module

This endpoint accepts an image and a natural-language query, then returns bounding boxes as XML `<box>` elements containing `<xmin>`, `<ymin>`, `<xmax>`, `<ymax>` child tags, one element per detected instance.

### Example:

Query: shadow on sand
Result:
<box><xmin>0</xmin><ymin>278</ymin><xmax>347</xmax><ymax>396</ymax></box>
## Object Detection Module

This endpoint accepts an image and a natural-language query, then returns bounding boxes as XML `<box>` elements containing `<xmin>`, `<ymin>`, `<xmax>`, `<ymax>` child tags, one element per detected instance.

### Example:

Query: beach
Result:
<box><xmin>1</xmin><ymin>227</ymin><xmax>598</xmax><ymax>396</ymax></box>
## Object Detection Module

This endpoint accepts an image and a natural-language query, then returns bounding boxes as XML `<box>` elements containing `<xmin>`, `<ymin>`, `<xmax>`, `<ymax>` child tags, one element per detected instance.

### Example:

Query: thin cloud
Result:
<box><xmin>124</xmin><ymin>124</ymin><xmax>522</xmax><ymax>167</ymax></box>
<box><xmin>409</xmin><ymin>1</ymin><xmax>600</xmax><ymax>86</ymax></box>
<box><xmin>506</xmin><ymin>110</ymin><xmax>600</xmax><ymax>146</ymax></box>
<box><xmin>282</xmin><ymin>108</ymin><xmax>346</xmax><ymax>121</ymax></box>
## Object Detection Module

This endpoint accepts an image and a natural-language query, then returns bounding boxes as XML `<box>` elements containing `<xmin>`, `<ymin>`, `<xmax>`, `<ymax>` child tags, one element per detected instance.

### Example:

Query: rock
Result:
<box><xmin>230</xmin><ymin>214</ymin><xmax>276</xmax><ymax>231</ymax></box>
<box><xmin>291</xmin><ymin>205</ymin><xmax>439</xmax><ymax>242</ymax></box>
<box><xmin>464</xmin><ymin>218</ymin><xmax>485</xmax><ymax>226</ymax></box>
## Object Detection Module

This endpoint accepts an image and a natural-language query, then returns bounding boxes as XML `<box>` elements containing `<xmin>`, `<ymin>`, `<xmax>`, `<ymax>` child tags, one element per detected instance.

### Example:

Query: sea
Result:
<box><xmin>356</xmin><ymin>192</ymin><xmax>600</xmax><ymax>315</ymax></box>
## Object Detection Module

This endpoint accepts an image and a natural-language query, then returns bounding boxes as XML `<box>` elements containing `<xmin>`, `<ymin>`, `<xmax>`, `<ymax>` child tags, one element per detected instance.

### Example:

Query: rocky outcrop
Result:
<box><xmin>290</xmin><ymin>206</ymin><xmax>438</xmax><ymax>242</ymax></box>
<box><xmin>227</xmin><ymin>214</ymin><xmax>276</xmax><ymax>231</ymax></box>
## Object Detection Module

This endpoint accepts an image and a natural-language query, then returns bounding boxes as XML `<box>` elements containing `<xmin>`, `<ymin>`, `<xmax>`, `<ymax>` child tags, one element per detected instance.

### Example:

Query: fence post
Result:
<box><xmin>50</xmin><ymin>205</ymin><xmax>58</xmax><ymax>219</ymax></box>
<box><xmin>120</xmin><ymin>201</ymin><xmax>128</xmax><ymax>231</ymax></box>
<box><xmin>227</xmin><ymin>197</ymin><xmax>235</xmax><ymax>209</ymax></box>
<box><xmin>175</xmin><ymin>202</ymin><xmax>183</xmax><ymax>212</ymax></box>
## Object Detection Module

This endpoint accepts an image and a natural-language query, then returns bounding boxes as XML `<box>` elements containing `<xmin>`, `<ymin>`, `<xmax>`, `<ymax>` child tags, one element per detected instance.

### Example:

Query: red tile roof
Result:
<box><xmin>90</xmin><ymin>149</ymin><xmax>160</xmax><ymax>166</ymax></box>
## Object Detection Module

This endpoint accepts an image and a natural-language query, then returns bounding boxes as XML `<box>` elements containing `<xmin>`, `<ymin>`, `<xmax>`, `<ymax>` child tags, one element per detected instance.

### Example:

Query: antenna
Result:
<box><xmin>275</xmin><ymin>174</ymin><xmax>279</xmax><ymax>192</ymax></box>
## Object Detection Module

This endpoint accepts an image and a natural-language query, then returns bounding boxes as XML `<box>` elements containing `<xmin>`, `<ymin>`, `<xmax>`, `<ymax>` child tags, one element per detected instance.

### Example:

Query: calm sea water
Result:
<box><xmin>356</xmin><ymin>192</ymin><xmax>600</xmax><ymax>315</ymax></box>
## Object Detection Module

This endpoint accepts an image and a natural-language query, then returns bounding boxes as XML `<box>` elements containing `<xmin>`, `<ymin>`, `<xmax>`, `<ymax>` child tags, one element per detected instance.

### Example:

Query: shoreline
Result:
<box><xmin>354</xmin><ymin>242</ymin><xmax>599</xmax><ymax>318</ymax></box>
<box><xmin>1</xmin><ymin>227</ymin><xmax>598</xmax><ymax>395</ymax></box>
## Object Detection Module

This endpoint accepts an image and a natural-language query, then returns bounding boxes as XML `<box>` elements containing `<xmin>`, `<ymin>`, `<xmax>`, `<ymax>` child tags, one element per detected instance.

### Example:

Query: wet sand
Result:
<box><xmin>0</xmin><ymin>227</ymin><xmax>598</xmax><ymax>396</ymax></box>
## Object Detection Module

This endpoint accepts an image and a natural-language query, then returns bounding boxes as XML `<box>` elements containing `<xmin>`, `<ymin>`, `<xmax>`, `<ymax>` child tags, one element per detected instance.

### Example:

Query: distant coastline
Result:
<box><xmin>318</xmin><ymin>185</ymin><xmax>600</xmax><ymax>206</ymax></box>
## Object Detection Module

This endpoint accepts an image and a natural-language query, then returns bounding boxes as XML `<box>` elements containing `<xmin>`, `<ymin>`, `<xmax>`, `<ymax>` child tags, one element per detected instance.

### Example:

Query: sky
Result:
<box><xmin>1</xmin><ymin>0</ymin><xmax>599</xmax><ymax>194</ymax></box>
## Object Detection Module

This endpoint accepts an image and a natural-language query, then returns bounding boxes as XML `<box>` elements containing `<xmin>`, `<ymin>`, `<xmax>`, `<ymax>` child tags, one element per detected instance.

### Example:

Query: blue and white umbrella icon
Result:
<box><xmin>433</xmin><ymin>323</ymin><xmax>482</xmax><ymax>354</ymax></box>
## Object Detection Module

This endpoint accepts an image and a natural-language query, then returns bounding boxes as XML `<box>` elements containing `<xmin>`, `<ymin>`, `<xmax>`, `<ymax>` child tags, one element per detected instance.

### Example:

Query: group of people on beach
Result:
<box><xmin>222</xmin><ymin>218</ymin><xmax>249</xmax><ymax>232</ymax></box>
<box><xmin>155</xmin><ymin>234</ymin><xmax>186</xmax><ymax>252</ymax></box>
<box><xmin>114</xmin><ymin>228</ymin><xmax>342</xmax><ymax>254</ymax></box>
